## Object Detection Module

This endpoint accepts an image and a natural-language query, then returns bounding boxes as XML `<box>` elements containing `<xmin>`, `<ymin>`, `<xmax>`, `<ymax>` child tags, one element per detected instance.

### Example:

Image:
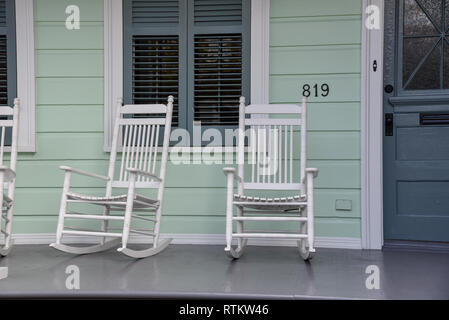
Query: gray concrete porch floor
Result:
<box><xmin>0</xmin><ymin>244</ymin><xmax>448</xmax><ymax>299</ymax></box>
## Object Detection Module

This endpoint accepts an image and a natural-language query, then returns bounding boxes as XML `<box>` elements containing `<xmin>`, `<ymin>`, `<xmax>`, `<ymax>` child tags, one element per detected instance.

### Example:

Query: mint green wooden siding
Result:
<box><xmin>13</xmin><ymin>0</ymin><xmax>105</xmax><ymax>233</ymax></box>
<box><xmin>12</xmin><ymin>0</ymin><xmax>362</xmax><ymax>239</ymax></box>
<box><xmin>270</xmin><ymin>0</ymin><xmax>362</xmax><ymax>238</ymax></box>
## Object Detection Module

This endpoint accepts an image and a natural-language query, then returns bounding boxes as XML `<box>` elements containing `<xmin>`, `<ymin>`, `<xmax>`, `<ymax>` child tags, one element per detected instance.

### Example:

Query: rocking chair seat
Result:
<box><xmin>66</xmin><ymin>191</ymin><xmax>159</xmax><ymax>209</ymax></box>
<box><xmin>233</xmin><ymin>194</ymin><xmax>306</xmax><ymax>210</ymax></box>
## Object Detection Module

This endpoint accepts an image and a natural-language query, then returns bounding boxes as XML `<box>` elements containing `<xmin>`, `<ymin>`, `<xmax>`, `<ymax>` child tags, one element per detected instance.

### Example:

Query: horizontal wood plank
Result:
<box><xmin>37</xmin><ymin>78</ymin><xmax>103</xmax><ymax>105</ymax></box>
<box><xmin>270</xmin><ymin>16</ymin><xmax>362</xmax><ymax>47</ymax></box>
<box><xmin>36</xmin><ymin>50</ymin><xmax>104</xmax><ymax>77</ymax></box>
<box><xmin>35</xmin><ymin>0</ymin><xmax>104</xmax><ymax>22</ymax></box>
<box><xmin>35</xmin><ymin>22</ymin><xmax>103</xmax><ymax>50</ymax></box>
<box><xmin>270</xmin><ymin>45</ymin><xmax>361</xmax><ymax>75</ymax></box>
<box><xmin>270</xmin><ymin>0</ymin><xmax>362</xmax><ymax>18</ymax></box>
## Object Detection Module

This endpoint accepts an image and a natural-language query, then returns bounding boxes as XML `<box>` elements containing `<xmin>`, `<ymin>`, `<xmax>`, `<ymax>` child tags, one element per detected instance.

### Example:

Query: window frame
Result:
<box><xmin>13</xmin><ymin>0</ymin><xmax>36</xmax><ymax>152</ymax></box>
<box><xmin>2</xmin><ymin>0</ymin><xmax>17</xmax><ymax>108</ymax></box>
<box><xmin>103</xmin><ymin>0</ymin><xmax>270</xmax><ymax>151</ymax></box>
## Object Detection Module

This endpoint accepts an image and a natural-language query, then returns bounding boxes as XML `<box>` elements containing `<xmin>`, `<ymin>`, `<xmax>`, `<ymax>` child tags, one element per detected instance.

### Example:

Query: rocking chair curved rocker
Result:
<box><xmin>223</xmin><ymin>97</ymin><xmax>318</xmax><ymax>261</ymax></box>
<box><xmin>0</xmin><ymin>99</ymin><xmax>20</xmax><ymax>257</ymax></box>
<box><xmin>50</xmin><ymin>96</ymin><xmax>174</xmax><ymax>258</ymax></box>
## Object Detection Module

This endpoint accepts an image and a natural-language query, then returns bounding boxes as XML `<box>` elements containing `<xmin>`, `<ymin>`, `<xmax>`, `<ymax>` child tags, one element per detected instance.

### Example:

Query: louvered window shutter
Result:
<box><xmin>0</xmin><ymin>0</ymin><xmax>16</xmax><ymax>107</ymax></box>
<box><xmin>191</xmin><ymin>0</ymin><xmax>250</xmax><ymax>128</ymax></box>
<box><xmin>124</xmin><ymin>0</ymin><xmax>183</xmax><ymax>126</ymax></box>
<box><xmin>123</xmin><ymin>0</ymin><xmax>250</xmax><ymax>135</ymax></box>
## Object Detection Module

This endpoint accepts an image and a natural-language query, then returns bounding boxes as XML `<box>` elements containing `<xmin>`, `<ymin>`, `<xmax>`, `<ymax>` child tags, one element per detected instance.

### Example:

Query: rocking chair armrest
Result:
<box><xmin>222</xmin><ymin>167</ymin><xmax>243</xmax><ymax>183</ymax></box>
<box><xmin>0</xmin><ymin>166</ymin><xmax>16</xmax><ymax>182</ymax></box>
<box><xmin>303</xmin><ymin>168</ymin><xmax>319</xmax><ymax>183</ymax></box>
<box><xmin>126</xmin><ymin>168</ymin><xmax>162</xmax><ymax>182</ymax></box>
<box><xmin>59</xmin><ymin>166</ymin><xmax>110</xmax><ymax>181</ymax></box>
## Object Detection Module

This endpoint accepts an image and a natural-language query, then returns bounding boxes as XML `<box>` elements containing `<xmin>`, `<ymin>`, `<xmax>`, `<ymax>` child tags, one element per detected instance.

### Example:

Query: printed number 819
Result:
<box><xmin>302</xmin><ymin>83</ymin><xmax>329</xmax><ymax>98</ymax></box>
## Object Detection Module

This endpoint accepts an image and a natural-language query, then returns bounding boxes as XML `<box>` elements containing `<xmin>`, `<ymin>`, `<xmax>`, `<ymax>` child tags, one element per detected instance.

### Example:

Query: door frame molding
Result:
<box><xmin>361</xmin><ymin>0</ymin><xmax>385</xmax><ymax>249</ymax></box>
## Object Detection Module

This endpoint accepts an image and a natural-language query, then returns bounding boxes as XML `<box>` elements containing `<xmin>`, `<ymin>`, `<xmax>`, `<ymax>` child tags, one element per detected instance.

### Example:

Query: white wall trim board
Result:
<box><xmin>103</xmin><ymin>0</ymin><xmax>271</xmax><ymax>150</ymax></box>
<box><xmin>360</xmin><ymin>0</ymin><xmax>384</xmax><ymax>249</ymax></box>
<box><xmin>15</xmin><ymin>0</ymin><xmax>36</xmax><ymax>152</ymax></box>
<box><xmin>103</xmin><ymin>0</ymin><xmax>123</xmax><ymax>151</ymax></box>
<box><xmin>5</xmin><ymin>233</ymin><xmax>362</xmax><ymax>250</ymax></box>
<box><xmin>250</xmin><ymin>0</ymin><xmax>270</xmax><ymax>104</ymax></box>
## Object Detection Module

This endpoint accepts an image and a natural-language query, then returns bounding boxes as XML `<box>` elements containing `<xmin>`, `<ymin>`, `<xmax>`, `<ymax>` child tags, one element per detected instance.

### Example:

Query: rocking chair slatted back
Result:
<box><xmin>0</xmin><ymin>98</ymin><xmax>19</xmax><ymax>173</ymax></box>
<box><xmin>238</xmin><ymin>97</ymin><xmax>307</xmax><ymax>193</ymax></box>
<box><xmin>107</xmin><ymin>96</ymin><xmax>173</xmax><ymax>192</ymax></box>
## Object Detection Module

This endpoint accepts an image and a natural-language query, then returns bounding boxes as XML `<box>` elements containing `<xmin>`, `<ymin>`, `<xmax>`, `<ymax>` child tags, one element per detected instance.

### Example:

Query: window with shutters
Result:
<box><xmin>0</xmin><ymin>0</ymin><xmax>16</xmax><ymax>108</ymax></box>
<box><xmin>0</xmin><ymin>0</ymin><xmax>16</xmax><ymax>146</ymax></box>
<box><xmin>123</xmin><ymin>0</ymin><xmax>251</xmax><ymax>142</ymax></box>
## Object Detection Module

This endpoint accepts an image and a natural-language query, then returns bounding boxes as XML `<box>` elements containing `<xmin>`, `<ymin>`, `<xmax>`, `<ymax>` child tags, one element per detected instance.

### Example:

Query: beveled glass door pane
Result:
<box><xmin>402</xmin><ymin>0</ymin><xmax>449</xmax><ymax>90</ymax></box>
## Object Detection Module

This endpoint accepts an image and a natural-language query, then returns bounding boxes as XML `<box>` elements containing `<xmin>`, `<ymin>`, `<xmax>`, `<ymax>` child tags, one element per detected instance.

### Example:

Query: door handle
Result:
<box><xmin>385</xmin><ymin>113</ymin><xmax>393</xmax><ymax>136</ymax></box>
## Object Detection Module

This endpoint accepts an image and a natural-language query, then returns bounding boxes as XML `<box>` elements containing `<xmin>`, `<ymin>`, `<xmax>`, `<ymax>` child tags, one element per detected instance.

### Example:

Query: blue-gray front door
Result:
<box><xmin>383</xmin><ymin>0</ymin><xmax>449</xmax><ymax>242</ymax></box>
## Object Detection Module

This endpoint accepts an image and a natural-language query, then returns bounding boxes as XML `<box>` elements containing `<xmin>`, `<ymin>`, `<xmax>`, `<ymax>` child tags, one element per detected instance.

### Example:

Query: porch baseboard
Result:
<box><xmin>5</xmin><ymin>233</ymin><xmax>362</xmax><ymax>249</ymax></box>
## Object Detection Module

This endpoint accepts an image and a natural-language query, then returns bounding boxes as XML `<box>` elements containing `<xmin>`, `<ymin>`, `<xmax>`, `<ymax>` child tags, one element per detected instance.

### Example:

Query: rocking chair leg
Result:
<box><xmin>297</xmin><ymin>209</ymin><xmax>314</xmax><ymax>261</ymax></box>
<box><xmin>100</xmin><ymin>206</ymin><xmax>110</xmax><ymax>245</ymax></box>
<box><xmin>152</xmin><ymin>206</ymin><xmax>163</xmax><ymax>248</ymax></box>
<box><xmin>0</xmin><ymin>205</ymin><xmax>14</xmax><ymax>256</ymax></box>
<box><xmin>306</xmin><ymin>171</ymin><xmax>315</xmax><ymax>253</ymax></box>
<box><xmin>55</xmin><ymin>171</ymin><xmax>71</xmax><ymax>245</ymax></box>
<box><xmin>0</xmin><ymin>241</ymin><xmax>13</xmax><ymax>257</ymax></box>
<box><xmin>119</xmin><ymin>174</ymin><xmax>136</xmax><ymax>251</ymax></box>
<box><xmin>225</xmin><ymin>172</ymin><xmax>234</xmax><ymax>251</ymax></box>
<box><xmin>224</xmin><ymin>173</ymin><xmax>247</xmax><ymax>259</ymax></box>
<box><xmin>225</xmin><ymin>238</ymin><xmax>247</xmax><ymax>259</ymax></box>
<box><xmin>236</xmin><ymin>206</ymin><xmax>244</xmax><ymax>248</ymax></box>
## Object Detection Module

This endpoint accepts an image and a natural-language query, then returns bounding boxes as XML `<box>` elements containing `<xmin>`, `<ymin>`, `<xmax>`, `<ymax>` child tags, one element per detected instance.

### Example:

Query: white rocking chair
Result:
<box><xmin>50</xmin><ymin>96</ymin><xmax>174</xmax><ymax>258</ymax></box>
<box><xmin>0</xmin><ymin>98</ymin><xmax>19</xmax><ymax>257</ymax></box>
<box><xmin>223</xmin><ymin>97</ymin><xmax>318</xmax><ymax>260</ymax></box>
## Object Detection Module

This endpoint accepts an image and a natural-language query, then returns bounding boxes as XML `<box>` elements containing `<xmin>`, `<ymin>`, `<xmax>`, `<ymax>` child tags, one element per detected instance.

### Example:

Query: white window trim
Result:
<box><xmin>15</xmin><ymin>0</ymin><xmax>36</xmax><ymax>152</ymax></box>
<box><xmin>360</xmin><ymin>0</ymin><xmax>384</xmax><ymax>249</ymax></box>
<box><xmin>103</xmin><ymin>0</ymin><xmax>270</xmax><ymax>151</ymax></box>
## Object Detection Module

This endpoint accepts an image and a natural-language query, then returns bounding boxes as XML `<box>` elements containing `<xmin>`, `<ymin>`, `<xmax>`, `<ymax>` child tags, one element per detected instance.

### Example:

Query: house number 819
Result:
<box><xmin>302</xmin><ymin>83</ymin><xmax>330</xmax><ymax>97</ymax></box>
